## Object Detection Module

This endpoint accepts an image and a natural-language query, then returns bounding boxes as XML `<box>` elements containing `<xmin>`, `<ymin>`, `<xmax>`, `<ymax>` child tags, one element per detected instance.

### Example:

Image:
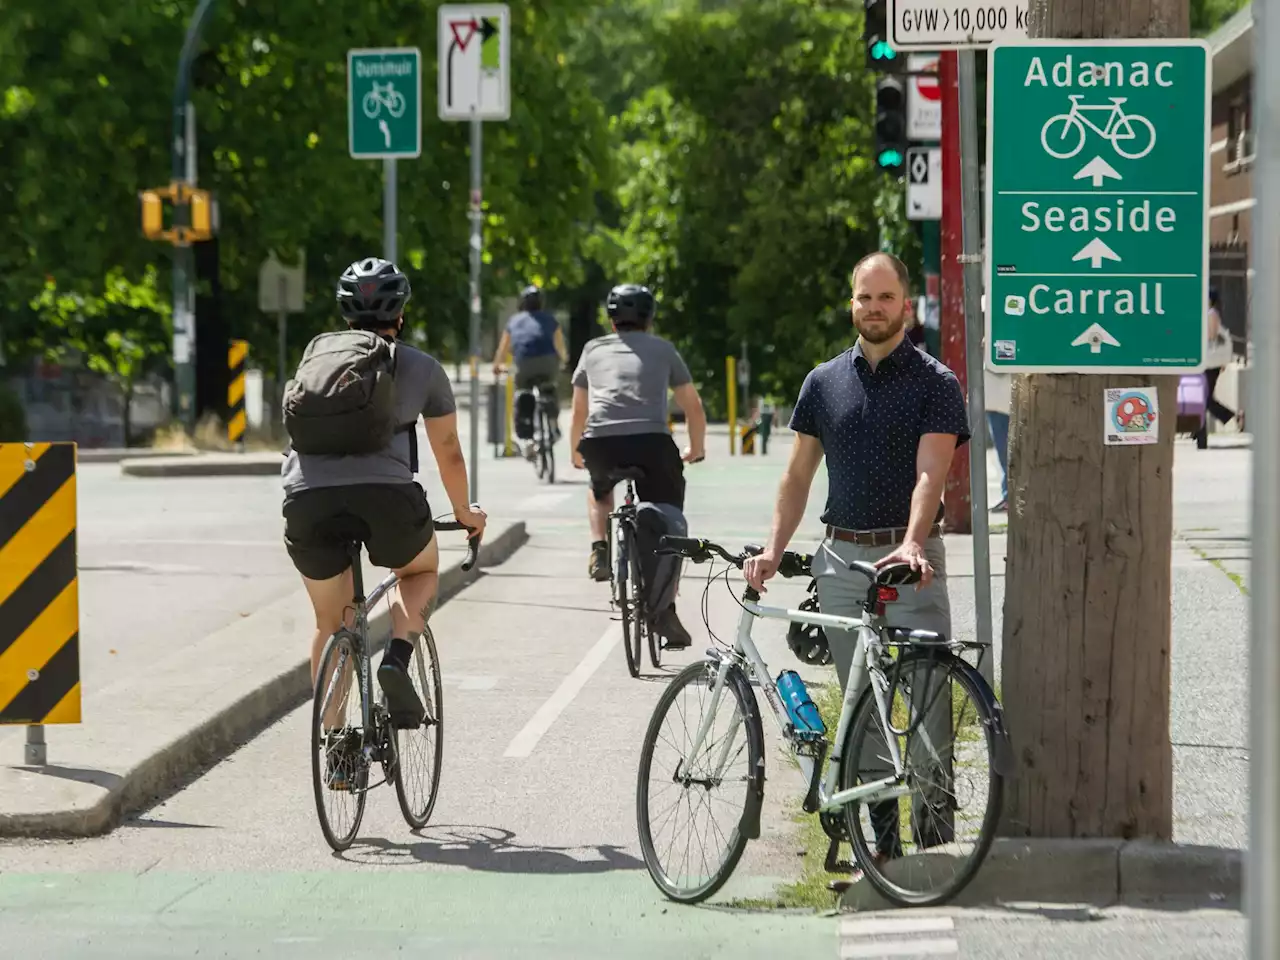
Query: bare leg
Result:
<box><xmin>390</xmin><ymin>535</ymin><xmax>441</xmax><ymax>637</ymax></box>
<box><xmin>588</xmin><ymin>488</ymin><xmax>612</xmax><ymax>541</ymax></box>
<box><xmin>301</xmin><ymin>568</ymin><xmax>355</xmax><ymax>728</ymax></box>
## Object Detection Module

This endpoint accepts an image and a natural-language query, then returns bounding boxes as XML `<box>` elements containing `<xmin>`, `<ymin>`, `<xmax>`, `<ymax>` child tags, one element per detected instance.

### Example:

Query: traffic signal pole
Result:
<box><xmin>170</xmin><ymin>0</ymin><xmax>219</xmax><ymax>433</ymax></box>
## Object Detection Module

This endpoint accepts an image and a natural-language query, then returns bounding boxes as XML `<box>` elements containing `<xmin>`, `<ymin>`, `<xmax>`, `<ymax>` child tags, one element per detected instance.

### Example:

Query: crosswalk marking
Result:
<box><xmin>839</xmin><ymin>915</ymin><xmax>958</xmax><ymax>959</ymax></box>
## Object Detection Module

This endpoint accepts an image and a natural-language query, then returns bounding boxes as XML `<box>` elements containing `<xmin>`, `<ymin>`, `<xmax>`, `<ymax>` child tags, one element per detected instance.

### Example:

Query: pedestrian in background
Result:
<box><xmin>1204</xmin><ymin>286</ymin><xmax>1238</xmax><ymax>431</ymax></box>
<box><xmin>984</xmin><ymin>366</ymin><xmax>1011</xmax><ymax>513</ymax></box>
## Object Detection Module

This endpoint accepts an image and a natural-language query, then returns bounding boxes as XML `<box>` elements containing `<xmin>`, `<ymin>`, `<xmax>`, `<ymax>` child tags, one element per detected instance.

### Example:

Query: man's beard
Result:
<box><xmin>854</xmin><ymin>307</ymin><xmax>906</xmax><ymax>344</ymax></box>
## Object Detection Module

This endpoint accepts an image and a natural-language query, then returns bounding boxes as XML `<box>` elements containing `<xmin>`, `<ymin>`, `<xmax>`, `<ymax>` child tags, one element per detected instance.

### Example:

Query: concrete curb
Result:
<box><xmin>839</xmin><ymin>838</ymin><xmax>1243</xmax><ymax>911</ymax></box>
<box><xmin>77</xmin><ymin>448</ymin><xmax>199</xmax><ymax>464</ymax></box>
<box><xmin>0</xmin><ymin>520</ymin><xmax>529</xmax><ymax>839</ymax></box>
<box><xmin>119</xmin><ymin>453</ymin><xmax>283</xmax><ymax>477</ymax></box>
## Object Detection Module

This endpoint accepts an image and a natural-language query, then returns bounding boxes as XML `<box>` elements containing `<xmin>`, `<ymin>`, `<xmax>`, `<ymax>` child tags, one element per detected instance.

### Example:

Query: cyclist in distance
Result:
<box><xmin>569</xmin><ymin>282</ymin><xmax>707</xmax><ymax>648</ymax></box>
<box><xmin>492</xmin><ymin>283</ymin><xmax>568</xmax><ymax>460</ymax></box>
<box><xmin>281</xmin><ymin>257</ymin><xmax>487</xmax><ymax>731</ymax></box>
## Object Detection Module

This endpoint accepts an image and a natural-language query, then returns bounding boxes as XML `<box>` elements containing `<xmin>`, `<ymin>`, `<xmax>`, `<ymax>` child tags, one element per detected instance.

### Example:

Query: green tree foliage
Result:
<box><xmin>606</xmin><ymin>0</ymin><xmax>883</xmax><ymax>409</ymax></box>
<box><xmin>0</xmin><ymin>0</ymin><xmax>614</xmax><ymax>382</ymax></box>
<box><xmin>1191</xmin><ymin>0</ymin><xmax>1250</xmax><ymax>36</ymax></box>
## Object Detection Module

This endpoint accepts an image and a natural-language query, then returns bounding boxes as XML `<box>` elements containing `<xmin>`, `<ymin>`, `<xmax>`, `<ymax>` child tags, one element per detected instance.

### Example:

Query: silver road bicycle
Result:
<box><xmin>635</xmin><ymin>535</ymin><xmax>1014</xmax><ymax>907</ymax></box>
<box><xmin>311</xmin><ymin>514</ymin><xmax>481</xmax><ymax>853</ymax></box>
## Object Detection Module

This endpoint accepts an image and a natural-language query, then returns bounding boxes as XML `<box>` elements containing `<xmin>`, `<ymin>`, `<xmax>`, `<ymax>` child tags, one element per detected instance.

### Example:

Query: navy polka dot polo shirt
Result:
<box><xmin>789</xmin><ymin>337</ymin><xmax>971</xmax><ymax>531</ymax></box>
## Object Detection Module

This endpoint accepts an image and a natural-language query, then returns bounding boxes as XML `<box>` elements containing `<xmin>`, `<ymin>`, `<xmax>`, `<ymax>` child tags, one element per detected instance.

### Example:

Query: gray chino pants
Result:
<box><xmin>812</xmin><ymin>532</ymin><xmax>955</xmax><ymax>852</ymax></box>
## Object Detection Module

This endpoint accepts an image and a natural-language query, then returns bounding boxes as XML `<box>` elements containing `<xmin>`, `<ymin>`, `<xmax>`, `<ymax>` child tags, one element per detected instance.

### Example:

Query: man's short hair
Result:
<box><xmin>850</xmin><ymin>252</ymin><xmax>911</xmax><ymax>293</ymax></box>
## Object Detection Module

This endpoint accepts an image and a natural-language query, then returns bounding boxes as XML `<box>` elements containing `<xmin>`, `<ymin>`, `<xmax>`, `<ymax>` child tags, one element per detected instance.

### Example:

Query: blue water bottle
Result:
<box><xmin>776</xmin><ymin>670</ymin><xmax>826</xmax><ymax>736</ymax></box>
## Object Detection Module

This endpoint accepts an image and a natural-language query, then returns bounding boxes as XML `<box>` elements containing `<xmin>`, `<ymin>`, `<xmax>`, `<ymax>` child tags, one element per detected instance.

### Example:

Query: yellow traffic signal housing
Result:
<box><xmin>139</xmin><ymin>190</ymin><xmax>167</xmax><ymax>240</ymax></box>
<box><xmin>187</xmin><ymin>189</ymin><xmax>213</xmax><ymax>242</ymax></box>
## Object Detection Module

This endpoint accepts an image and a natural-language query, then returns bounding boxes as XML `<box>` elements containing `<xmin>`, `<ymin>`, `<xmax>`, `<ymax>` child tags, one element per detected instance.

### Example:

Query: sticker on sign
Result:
<box><xmin>891</xmin><ymin>0</ymin><xmax>1029</xmax><ymax>50</ymax></box>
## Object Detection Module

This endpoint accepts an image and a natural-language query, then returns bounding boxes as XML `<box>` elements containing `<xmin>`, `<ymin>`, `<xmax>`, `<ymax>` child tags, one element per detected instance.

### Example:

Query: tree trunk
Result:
<box><xmin>999</xmin><ymin>0</ymin><xmax>1188</xmax><ymax>840</ymax></box>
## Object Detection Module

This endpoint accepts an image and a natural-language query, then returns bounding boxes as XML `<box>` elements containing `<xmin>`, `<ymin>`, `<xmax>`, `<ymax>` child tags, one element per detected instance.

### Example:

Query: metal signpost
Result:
<box><xmin>1250</xmin><ymin>4</ymin><xmax>1278</xmax><ymax>957</ymax></box>
<box><xmin>890</xmin><ymin>1</ymin><xmax>1029</xmax><ymax>685</ymax></box>
<box><xmin>438</xmin><ymin>3</ymin><xmax>511</xmax><ymax>503</ymax></box>
<box><xmin>348</xmin><ymin>47</ymin><xmax>423</xmax><ymax>267</ymax></box>
<box><xmin>985</xmin><ymin>40</ymin><xmax>1211</xmax><ymax>373</ymax></box>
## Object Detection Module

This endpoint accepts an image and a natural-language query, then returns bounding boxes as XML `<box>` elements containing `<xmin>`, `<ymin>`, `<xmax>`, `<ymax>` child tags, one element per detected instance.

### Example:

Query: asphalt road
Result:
<box><xmin>0</xmin><ymin>424</ymin><xmax>1252</xmax><ymax>957</ymax></box>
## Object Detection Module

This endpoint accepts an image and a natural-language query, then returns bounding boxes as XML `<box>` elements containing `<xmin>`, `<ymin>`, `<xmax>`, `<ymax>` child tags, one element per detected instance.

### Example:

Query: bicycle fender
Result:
<box><xmin>727</xmin><ymin>664</ymin><xmax>766</xmax><ymax>841</ymax></box>
<box><xmin>950</xmin><ymin>656</ymin><xmax>1016</xmax><ymax>780</ymax></box>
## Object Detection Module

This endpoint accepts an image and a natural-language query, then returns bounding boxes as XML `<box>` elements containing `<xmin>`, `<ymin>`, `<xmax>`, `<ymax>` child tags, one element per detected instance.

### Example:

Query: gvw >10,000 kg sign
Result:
<box><xmin>890</xmin><ymin>1</ymin><xmax>1029</xmax><ymax>50</ymax></box>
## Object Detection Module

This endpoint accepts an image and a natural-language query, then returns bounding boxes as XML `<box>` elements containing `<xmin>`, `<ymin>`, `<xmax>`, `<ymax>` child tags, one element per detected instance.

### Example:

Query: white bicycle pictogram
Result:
<box><xmin>1040</xmin><ymin>95</ymin><xmax>1157</xmax><ymax>161</ymax></box>
<box><xmin>362</xmin><ymin>81</ymin><xmax>406</xmax><ymax>120</ymax></box>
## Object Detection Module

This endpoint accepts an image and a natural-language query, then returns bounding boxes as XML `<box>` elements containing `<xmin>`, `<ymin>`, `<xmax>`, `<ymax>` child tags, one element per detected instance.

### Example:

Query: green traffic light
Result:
<box><xmin>878</xmin><ymin>149</ymin><xmax>903</xmax><ymax>168</ymax></box>
<box><xmin>871</xmin><ymin>41</ymin><xmax>897</xmax><ymax>60</ymax></box>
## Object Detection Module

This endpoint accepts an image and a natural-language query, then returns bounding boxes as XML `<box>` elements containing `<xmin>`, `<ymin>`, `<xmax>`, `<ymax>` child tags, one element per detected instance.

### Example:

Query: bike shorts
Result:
<box><xmin>577</xmin><ymin>432</ymin><xmax>685</xmax><ymax>510</ymax></box>
<box><xmin>283</xmin><ymin>482</ymin><xmax>434</xmax><ymax>581</ymax></box>
<box><xmin>513</xmin><ymin>353</ymin><xmax>561</xmax><ymax>391</ymax></box>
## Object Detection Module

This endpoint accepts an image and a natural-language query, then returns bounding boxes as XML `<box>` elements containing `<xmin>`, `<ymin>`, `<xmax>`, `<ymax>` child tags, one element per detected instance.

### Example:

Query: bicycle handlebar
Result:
<box><xmin>656</xmin><ymin>535</ymin><xmax>811</xmax><ymax>579</ymax></box>
<box><xmin>435</xmin><ymin>504</ymin><xmax>484</xmax><ymax>572</ymax></box>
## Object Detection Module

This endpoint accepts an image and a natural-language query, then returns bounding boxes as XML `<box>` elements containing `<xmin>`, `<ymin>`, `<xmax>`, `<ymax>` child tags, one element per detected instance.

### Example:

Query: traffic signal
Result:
<box><xmin>187</xmin><ymin>188</ymin><xmax>214</xmax><ymax>242</ymax></box>
<box><xmin>863</xmin><ymin>0</ymin><xmax>900</xmax><ymax>72</ymax></box>
<box><xmin>139</xmin><ymin>190</ymin><xmax>165</xmax><ymax>239</ymax></box>
<box><xmin>874</xmin><ymin>75</ymin><xmax>907</xmax><ymax>175</ymax></box>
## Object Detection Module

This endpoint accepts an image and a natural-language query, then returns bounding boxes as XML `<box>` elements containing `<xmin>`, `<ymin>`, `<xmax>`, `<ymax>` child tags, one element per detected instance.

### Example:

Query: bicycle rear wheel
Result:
<box><xmin>310</xmin><ymin>629</ymin><xmax>369</xmax><ymax>852</ymax></box>
<box><xmin>393</xmin><ymin>625</ymin><xmax>444</xmax><ymax>830</ymax></box>
<box><xmin>840</xmin><ymin>651</ymin><xmax>1005</xmax><ymax>907</ymax></box>
<box><xmin>633</xmin><ymin>546</ymin><xmax>661</xmax><ymax>670</ymax></box>
<box><xmin>539</xmin><ymin>405</ymin><xmax>556</xmax><ymax>484</ymax></box>
<box><xmin>617</xmin><ymin>521</ymin><xmax>643</xmax><ymax>677</ymax></box>
<box><xmin>637</xmin><ymin>660</ymin><xmax>764</xmax><ymax>903</ymax></box>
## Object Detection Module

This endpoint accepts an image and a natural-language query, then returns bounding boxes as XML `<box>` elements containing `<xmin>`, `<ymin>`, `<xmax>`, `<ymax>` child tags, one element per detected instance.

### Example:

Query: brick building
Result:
<box><xmin>1208</xmin><ymin>3</ymin><xmax>1254</xmax><ymax>359</ymax></box>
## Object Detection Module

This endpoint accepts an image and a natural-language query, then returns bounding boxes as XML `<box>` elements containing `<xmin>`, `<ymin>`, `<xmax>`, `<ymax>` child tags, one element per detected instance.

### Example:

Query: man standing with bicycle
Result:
<box><xmin>492</xmin><ymin>284</ymin><xmax>568</xmax><ymax>460</ymax></box>
<box><xmin>569</xmin><ymin>283</ymin><xmax>707</xmax><ymax>649</ymax></box>
<box><xmin>281</xmin><ymin>257</ymin><xmax>487</xmax><ymax>737</ymax></box>
<box><xmin>743</xmin><ymin>251</ymin><xmax>970</xmax><ymax>860</ymax></box>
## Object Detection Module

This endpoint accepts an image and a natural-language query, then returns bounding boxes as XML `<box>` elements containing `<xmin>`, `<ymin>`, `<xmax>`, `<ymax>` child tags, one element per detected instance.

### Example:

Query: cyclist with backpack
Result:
<box><xmin>280</xmin><ymin>257</ymin><xmax>487</xmax><ymax>726</ymax></box>
<box><xmin>491</xmin><ymin>284</ymin><xmax>568</xmax><ymax>460</ymax></box>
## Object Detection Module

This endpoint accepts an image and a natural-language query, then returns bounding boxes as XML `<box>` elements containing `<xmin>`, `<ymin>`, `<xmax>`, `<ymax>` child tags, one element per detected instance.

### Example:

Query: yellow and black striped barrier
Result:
<box><xmin>227</xmin><ymin>338</ymin><xmax>248</xmax><ymax>445</ymax></box>
<box><xmin>0</xmin><ymin>442</ymin><xmax>81</xmax><ymax>729</ymax></box>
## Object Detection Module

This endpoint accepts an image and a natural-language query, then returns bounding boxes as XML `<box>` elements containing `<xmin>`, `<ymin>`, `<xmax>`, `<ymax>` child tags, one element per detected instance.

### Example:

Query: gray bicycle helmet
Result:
<box><xmin>786</xmin><ymin>580</ymin><xmax>832</xmax><ymax>667</ymax></box>
<box><xmin>606</xmin><ymin>283</ymin><xmax>656</xmax><ymax>328</ymax></box>
<box><xmin>337</xmin><ymin>257</ymin><xmax>411</xmax><ymax>329</ymax></box>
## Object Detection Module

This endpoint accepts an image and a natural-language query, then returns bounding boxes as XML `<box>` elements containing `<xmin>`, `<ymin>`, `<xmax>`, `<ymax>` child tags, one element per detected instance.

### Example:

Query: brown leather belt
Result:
<box><xmin>825</xmin><ymin>523</ymin><xmax>942</xmax><ymax>547</ymax></box>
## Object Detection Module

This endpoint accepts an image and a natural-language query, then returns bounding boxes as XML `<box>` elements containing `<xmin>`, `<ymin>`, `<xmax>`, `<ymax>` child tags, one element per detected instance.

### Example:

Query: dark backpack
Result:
<box><xmin>634</xmin><ymin>501</ymin><xmax>688</xmax><ymax>615</ymax></box>
<box><xmin>282</xmin><ymin>329</ymin><xmax>416</xmax><ymax>466</ymax></box>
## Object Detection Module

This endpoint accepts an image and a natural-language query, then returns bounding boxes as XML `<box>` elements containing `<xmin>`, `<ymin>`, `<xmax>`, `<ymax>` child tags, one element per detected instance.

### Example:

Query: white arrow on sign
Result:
<box><xmin>1073</xmin><ymin>156</ymin><xmax>1122</xmax><ymax>188</ymax></box>
<box><xmin>1071</xmin><ymin>322</ymin><xmax>1121</xmax><ymax>354</ymax></box>
<box><xmin>1072</xmin><ymin>237</ymin><xmax>1122</xmax><ymax>269</ymax></box>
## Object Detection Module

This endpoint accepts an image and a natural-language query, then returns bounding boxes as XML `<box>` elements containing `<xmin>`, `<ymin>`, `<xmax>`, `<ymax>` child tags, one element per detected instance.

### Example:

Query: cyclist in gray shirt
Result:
<box><xmin>569</xmin><ymin>283</ymin><xmax>707</xmax><ymax>647</ymax></box>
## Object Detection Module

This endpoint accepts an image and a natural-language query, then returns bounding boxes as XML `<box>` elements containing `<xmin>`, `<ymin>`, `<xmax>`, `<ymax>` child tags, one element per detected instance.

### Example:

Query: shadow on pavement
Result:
<box><xmin>339</xmin><ymin>824</ymin><xmax>646</xmax><ymax>873</ymax></box>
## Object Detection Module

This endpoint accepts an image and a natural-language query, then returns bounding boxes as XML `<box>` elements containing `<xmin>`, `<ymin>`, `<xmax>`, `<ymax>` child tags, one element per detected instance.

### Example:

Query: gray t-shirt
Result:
<box><xmin>571</xmin><ymin>331</ymin><xmax>692</xmax><ymax>438</ymax></box>
<box><xmin>281</xmin><ymin>343</ymin><xmax>456</xmax><ymax>495</ymax></box>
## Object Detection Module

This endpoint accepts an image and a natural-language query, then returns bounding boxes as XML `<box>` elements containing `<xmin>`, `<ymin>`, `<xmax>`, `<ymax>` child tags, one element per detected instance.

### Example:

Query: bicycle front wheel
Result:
<box><xmin>311</xmin><ymin>629</ymin><xmax>369</xmax><ymax>852</ymax></box>
<box><xmin>840</xmin><ymin>651</ymin><xmax>1005</xmax><ymax>907</ymax></box>
<box><xmin>393</xmin><ymin>625</ymin><xmax>444</xmax><ymax>830</ymax></box>
<box><xmin>637</xmin><ymin>660</ymin><xmax>764</xmax><ymax>903</ymax></box>
<box><xmin>539</xmin><ymin>406</ymin><xmax>556</xmax><ymax>484</ymax></box>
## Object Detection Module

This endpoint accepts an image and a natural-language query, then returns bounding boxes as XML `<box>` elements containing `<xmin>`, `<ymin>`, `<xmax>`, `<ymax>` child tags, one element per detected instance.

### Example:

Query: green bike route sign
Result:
<box><xmin>348</xmin><ymin>47</ymin><xmax>423</xmax><ymax>160</ymax></box>
<box><xmin>984</xmin><ymin>39</ymin><xmax>1211</xmax><ymax>373</ymax></box>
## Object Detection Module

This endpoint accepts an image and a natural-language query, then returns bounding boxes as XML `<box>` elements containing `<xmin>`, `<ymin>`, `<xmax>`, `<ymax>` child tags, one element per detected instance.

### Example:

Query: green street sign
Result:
<box><xmin>984</xmin><ymin>39</ymin><xmax>1210</xmax><ymax>373</ymax></box>
<box><xmin>348</xmin><ymin>47</ymin><xmax>422</xmax><ymax>160</ymax></box>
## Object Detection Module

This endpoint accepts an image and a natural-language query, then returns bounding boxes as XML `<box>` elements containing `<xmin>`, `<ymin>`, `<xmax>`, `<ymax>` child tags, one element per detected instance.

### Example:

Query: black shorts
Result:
<box><xmin>577</xmin><ymin>432</ymin><xmax>685</xmax><ymax>509</ymax></box>
<box><xmin>283</xmin><ymin>482</ymin><xmax>434</xmax><ymax>581</ymax></box>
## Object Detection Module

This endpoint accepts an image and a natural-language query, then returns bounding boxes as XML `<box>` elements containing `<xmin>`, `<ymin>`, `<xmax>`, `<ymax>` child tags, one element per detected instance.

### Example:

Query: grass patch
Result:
<box><xmin>1186</xmin><ymin>540</ymin><xmax>1250</xmax><ymax>596</ymax></box>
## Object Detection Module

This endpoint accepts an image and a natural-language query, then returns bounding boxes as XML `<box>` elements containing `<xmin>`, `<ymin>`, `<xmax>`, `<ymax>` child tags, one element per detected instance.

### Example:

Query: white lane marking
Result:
<box><xmin>515</xmin><ymin>490</ymin><xmax>574</xmax><ymax>513</ymax></box>
<box><xmin>840</xmin><ymin>918</ymin><xmax>955</xmax><ymax>938</ymax></box>
<box><xmin>840</xmin><ymin>939</ymin><xmax>958</xmax><ymax>958</ymax></box>
<box><xmin>442</xmin><ymin>674</ymin><xmax>500</xmax><ymax>691</ymax></box>
<box><xmin>503</xmin><ymin>625</ymin><xmax>616</xmax><ymax>758</ymax></box>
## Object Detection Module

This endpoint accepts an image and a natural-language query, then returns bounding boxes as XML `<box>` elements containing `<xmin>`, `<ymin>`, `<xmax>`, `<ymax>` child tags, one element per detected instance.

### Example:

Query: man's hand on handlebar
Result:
<box><xmin>743</xmin><ymin>549</ymin><xmax>780</xmax><ymax>593</ymax></box>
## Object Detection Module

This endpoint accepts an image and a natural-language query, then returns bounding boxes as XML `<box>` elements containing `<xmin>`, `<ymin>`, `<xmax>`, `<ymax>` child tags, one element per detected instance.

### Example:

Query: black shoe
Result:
<box><xmin>377</xmin><ymin>658</ymin><xmax>426</xmax><ymax>729</ymax></box>
<box><xmin>589</xmin><ymin>542</ymin><xmax>610</xmax><ymax>582</ymax></box>
<box><xmin>653</xmin><ymin>604</ymin><xmax>692</xmax><ymax>650</ymax></box>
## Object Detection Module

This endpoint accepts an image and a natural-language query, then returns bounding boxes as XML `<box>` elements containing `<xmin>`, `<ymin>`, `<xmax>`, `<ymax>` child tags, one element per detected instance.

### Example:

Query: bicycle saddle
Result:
<box><xmin>609</xmin><ymin>467</ymin><xmax>647</xmax><ymax>481</ymax></box>
<box><xmin>848</xmin><ymin>559</ymin><xmax>922</xmax><ymax>587</ymax></box>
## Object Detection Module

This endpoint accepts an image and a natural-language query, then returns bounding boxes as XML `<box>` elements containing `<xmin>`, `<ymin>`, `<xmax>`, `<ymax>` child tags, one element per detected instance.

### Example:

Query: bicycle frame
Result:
<box><xmin>677</xmin><ymin>596</ymin><xmax>919</xmax><ymax>816</ymax></box>
<box><xmin>1066</xmin><ymin>96</ymin><xmax>1128</xmax><ymax>136</ymax></box>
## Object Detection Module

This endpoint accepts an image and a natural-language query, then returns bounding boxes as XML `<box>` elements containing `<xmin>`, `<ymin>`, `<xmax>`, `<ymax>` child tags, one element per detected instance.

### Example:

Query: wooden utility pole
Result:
<box><xmin>999</xmin><ymin>0</ymin><xmax>1189</xmax><ymax>840</ymax></box>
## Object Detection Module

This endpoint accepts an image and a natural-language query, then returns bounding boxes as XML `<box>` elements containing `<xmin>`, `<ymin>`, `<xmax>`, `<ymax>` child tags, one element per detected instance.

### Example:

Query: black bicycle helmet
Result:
<box><xmin>606</xmin><ymin>283</ymin><xmax>656</xmax><ymax>328</ymax></box>
<box><xmin>786</xmin><ymin>580</ymin><xmax>832</xmax><ymax>667</ymax></box>
<box><xmin>519</xmin><ymin>283</ymin><xmax>543</xmax><ymax>311</ymax></box>
<box><xmin>336</xmin><ymin>257</ymin><xmax>411</xmax><ymax>329</ymax></box>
